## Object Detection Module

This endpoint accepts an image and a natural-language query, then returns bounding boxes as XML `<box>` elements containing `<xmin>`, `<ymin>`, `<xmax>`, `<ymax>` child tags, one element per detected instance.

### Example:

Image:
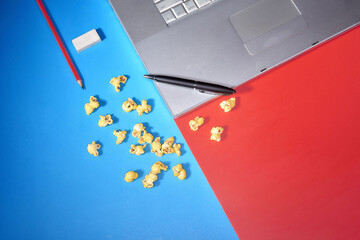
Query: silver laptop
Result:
<box><xmin>109</xmin><ymin>0</ymin><xmax>360</xmax><ymax>117</ymax></box>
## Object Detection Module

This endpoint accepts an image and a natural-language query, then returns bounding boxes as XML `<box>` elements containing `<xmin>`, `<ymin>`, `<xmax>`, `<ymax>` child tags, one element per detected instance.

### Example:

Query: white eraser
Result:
<box><xmin>72</xmin><ymin>29</ymin><xmax>101</xmax><ymax>53</ymax></box>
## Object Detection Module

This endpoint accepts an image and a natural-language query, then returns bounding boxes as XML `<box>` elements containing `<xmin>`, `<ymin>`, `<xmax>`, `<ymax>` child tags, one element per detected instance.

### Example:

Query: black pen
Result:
<box><xmin>144</xmin><ymin>75</ymin><xmax>236</xmax><ymax>95</ymax></box>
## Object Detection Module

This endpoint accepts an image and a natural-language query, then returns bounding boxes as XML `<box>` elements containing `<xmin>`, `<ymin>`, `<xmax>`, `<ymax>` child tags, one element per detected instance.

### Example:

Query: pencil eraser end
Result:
<box><xmin>72</xmin><ymin>29</ymin><xmax>101</xmax><ymax>53</ymax></box>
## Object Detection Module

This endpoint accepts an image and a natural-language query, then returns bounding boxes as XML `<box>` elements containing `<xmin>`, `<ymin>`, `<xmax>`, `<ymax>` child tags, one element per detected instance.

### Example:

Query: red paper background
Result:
<box><xmin>175</xmin><ymin>26</ymin><xmax>360</xmax><ymax>239</ymax></box>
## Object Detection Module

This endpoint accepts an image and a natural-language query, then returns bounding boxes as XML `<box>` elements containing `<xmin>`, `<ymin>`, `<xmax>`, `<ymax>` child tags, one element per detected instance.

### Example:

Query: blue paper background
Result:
<box><xmin>0</xmin><ymin>0</ymin><xmax>238</xmax><ymax>239</ymax></box>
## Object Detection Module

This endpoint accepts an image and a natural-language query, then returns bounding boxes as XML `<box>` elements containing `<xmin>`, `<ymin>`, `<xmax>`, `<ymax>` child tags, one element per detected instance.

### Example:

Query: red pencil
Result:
<box><xmin>36</xmin><ymin>0</ymin><xmax>83</xmax><ymax>89</ymax></box>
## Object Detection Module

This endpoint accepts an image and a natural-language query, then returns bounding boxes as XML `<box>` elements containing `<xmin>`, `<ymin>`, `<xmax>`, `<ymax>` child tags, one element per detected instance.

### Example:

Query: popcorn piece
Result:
<box><xmin>138</xmin><ymin>130</ymin><xmax>154</xmax><ymax>144</ymax></box>
<box><xmin>142</xmin><ymin>172</ymin><xmax>158</xmax><ymax>188</ymax></box>
<box><xmin>129</xmin><ymin>144</ymin><xmax>146</xmax><ymax>155</ymax></box>
<box><xmin>110</xmin><ymin>75</ymin><xmax>127</xmax><ymax>92</ymax></box>
<box><xmin>151</xmin><ymin>137</ymin><xmax>163</xmax><ymax>157</ymax></box>
<box><xmin>150</xmin><ymin>137</ymin><xmax>181</xmax><ymax>157</ymax></box>
<box><xmin>142</xmin><ymin>161</ymin><xmax>168</xmax><ymax>188</ymax></box>
<box><xmin>173</xmin><ymin>143</ymin><xmax>181</xmax><ymax>157</ymax></box>
<box><xmin>189</xmin><ymin>117</ymin><xmax>204</xmax><ymax>131</ymax></box>
<box><xmin>136</xmin><ymin>100</ymin><xmax>151</xmax><ymax>116</ymax></box>
<box><xmin>122</xmin><ymin>98</ymin><xmax>137</xmax><ymax>113</ymax></box>
<box><xmin>151</xmin><ymin>161</ymin><xmax>168</xmax><ymax>174</ymax></box>
<box><xmin>87</xmin><ymin>141</ymin><xmax>101</xmax><ymax>157</ymax></box>
<box><xmin>172</xmin><ymin>164</ymin><xmax>187</xmax><ymax>180</ymax></box>
<box><xmin>162</xmin><ymin>137</ymin><xmax>174</xmax><ymax>154</ymax></box>
<box><xmin>113</xmin><ymin>130</ymin><xmax>127</xmax><ymax>144</ymax></box>
<box><xmin>98</xmin><ymin>114</ymin><xmax>113</xmax><ymax>127</ymax></box>
<box><xmin>220</xmin><ymin>97</ymin><xmax>236</xmax><ymax>112</ymax></box>
<box><xmin>124</xmin><ymin>171</ymin><xmax>138</xmax><ymax>182</ymax></box>
<box><xmin>132</xmin><ymin>123</ymin><xmax>145</xmax><ymax>138</ymax></box>
<box><xmin>84</xmin><ymin>96</ymin><xmax>100</xmax><ymax>115</ymax></box>
<box><xmin>210</xmin><ymin>127</ymin><xmax>224</xmax><ymax>142</ymax></box>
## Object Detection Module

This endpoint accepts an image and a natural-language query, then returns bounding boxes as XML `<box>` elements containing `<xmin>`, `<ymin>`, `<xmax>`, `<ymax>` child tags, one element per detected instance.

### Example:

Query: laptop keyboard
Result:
<box><xmin>154</xmin><ymin>0</ymin><xmax>218</xmax><ymax>25</ymax></box>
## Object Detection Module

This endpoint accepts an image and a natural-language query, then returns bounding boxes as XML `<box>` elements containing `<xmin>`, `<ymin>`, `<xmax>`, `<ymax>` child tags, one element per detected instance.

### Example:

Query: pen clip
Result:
<box><xmin>198</xmin><ymin>89</ymin><xmax>223</xmax><ymax>95</ymax></box>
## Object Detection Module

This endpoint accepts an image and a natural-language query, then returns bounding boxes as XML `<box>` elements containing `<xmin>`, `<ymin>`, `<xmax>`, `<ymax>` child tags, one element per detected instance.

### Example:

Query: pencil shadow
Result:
<box><xmin>96</xmin><ymin>28</ymin><xmax>106</xmax><ymax>41</ymax></box>
<box><xmin>82</xmin><ymin>77</ymin><xmax>86</xmax><ymax>90</ymax></box>
<box><xmin>41</xmin><ymin>1</ymin><xmax>84</xmax><ymax>89</ymax></box>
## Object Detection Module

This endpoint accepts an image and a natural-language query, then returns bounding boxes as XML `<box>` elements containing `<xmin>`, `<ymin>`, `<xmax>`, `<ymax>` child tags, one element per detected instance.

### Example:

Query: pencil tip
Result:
<box><xmin>77</xmin><ymin>79</ymin><xmax>83</xmax><ymax>89</ymax></box>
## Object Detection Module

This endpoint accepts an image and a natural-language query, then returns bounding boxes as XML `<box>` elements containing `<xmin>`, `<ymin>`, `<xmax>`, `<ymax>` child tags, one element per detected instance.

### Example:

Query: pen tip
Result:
<box><xmin>143</xmin><ymin>75</ymin><xmax>150</xmax><ymax>79</ymax></box>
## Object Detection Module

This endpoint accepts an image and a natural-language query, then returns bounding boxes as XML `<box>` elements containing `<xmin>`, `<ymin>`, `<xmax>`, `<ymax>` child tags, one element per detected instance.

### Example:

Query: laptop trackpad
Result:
<box><xmin>230</xmin><ymin>0</ymin><xmax>307</xmax><ymax>55</ymax></box>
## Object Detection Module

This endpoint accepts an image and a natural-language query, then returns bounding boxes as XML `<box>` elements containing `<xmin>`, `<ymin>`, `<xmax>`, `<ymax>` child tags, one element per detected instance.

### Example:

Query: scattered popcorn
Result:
<box><xmin>138</xmin><ymin>130</ymin><xmax>154</xmax><ymax>144</ymax></box>
<box><xmin>189</xmin><ymin>117</ymin><xmax>204</xmax><ymax>131</ymax></box>
<box><xmin>142</xmin><ymin>161</ymin><xmax>168</xmax><ymax>188</ymax></box>
<box><xmin>210</xmin><ymin>127</ymin><xmax>224</xmax><ymax>142</ymax></box>
<box><xmin>129</xmin><ymin>144</ymin><xmax>146</xmax><ymax>155</ymax></box>
<box><xmin>98</xmin><ymin>114</ymin><xmax>113</xmax><ymax>127</ymax></box>
<box><xmin>84</xmin><ymin>76</ymin><xmax>192</xmax><ymax>166</ymax></box>
<box><xmin>142</xmin><ymin>172</ymin><xmax>158</xmax><ymax>188</ymax></box>
<box><xmin>151</xmin><ymin>137</ymin><xmax>163</xmax><ymax>157</ymax></box>
<box><xmin>162</xmin><ymin>137</ymin><xmax>174</xmax><ymax>154</ymax></box>
<box><xmin>220</xmin><ymin>97</ymin><xmax>236</xmax><ymax>112</ymax></box>
<box><xmin>124</xmin><ymin>171</ymin><xmax>138</xmax><ymax>182</ymax></box>
<box><xmin>122</xmin><ymin>98</ymin><xmax>137</xmax><ymax>113</ymax></box>
<box><xmin>110</xmin><ymin>75</ymin><xmax>127</xmax><ymax>92</ymax></box>
<box><xmin>87</xmin><ymin>141</ymin><xmax>101</xmax><ymax>157</ymax></box>
<box><xmin>84</xmin><ymin>96</ymin><xmax>100</xmax><ymax>115</ymax></box>
<box><xmin>173</xmin><ymin>143</ymin><xmax>181</xmax><ymax>157</ymax></box>
<box><xmin>132</xmin><ymin>123</ymin><xmax>145</xmax><ymax>138</ymax></box>
<box><xmin>149</xmin><ymin>137</ymin><xmax>182</xmax><ymax>157</ymax></box>
<box><xmin>113</xmin><ymin>130</ymin><xmax>127</xmax><ymax>144</ymax></box>
<box><xmin>172</xmin><ymin>164</ymin><xmax>187</xmax><ymax>180</ymax></box>
<box><xmin>136</xmin><ymin>100</ymin><xmax>152</xmax><ymax>116</ymax></box>
<box><xmin>151</xmin><ymin>161</ymin><xmax>168</xmax><ymax>174</ymax></box>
